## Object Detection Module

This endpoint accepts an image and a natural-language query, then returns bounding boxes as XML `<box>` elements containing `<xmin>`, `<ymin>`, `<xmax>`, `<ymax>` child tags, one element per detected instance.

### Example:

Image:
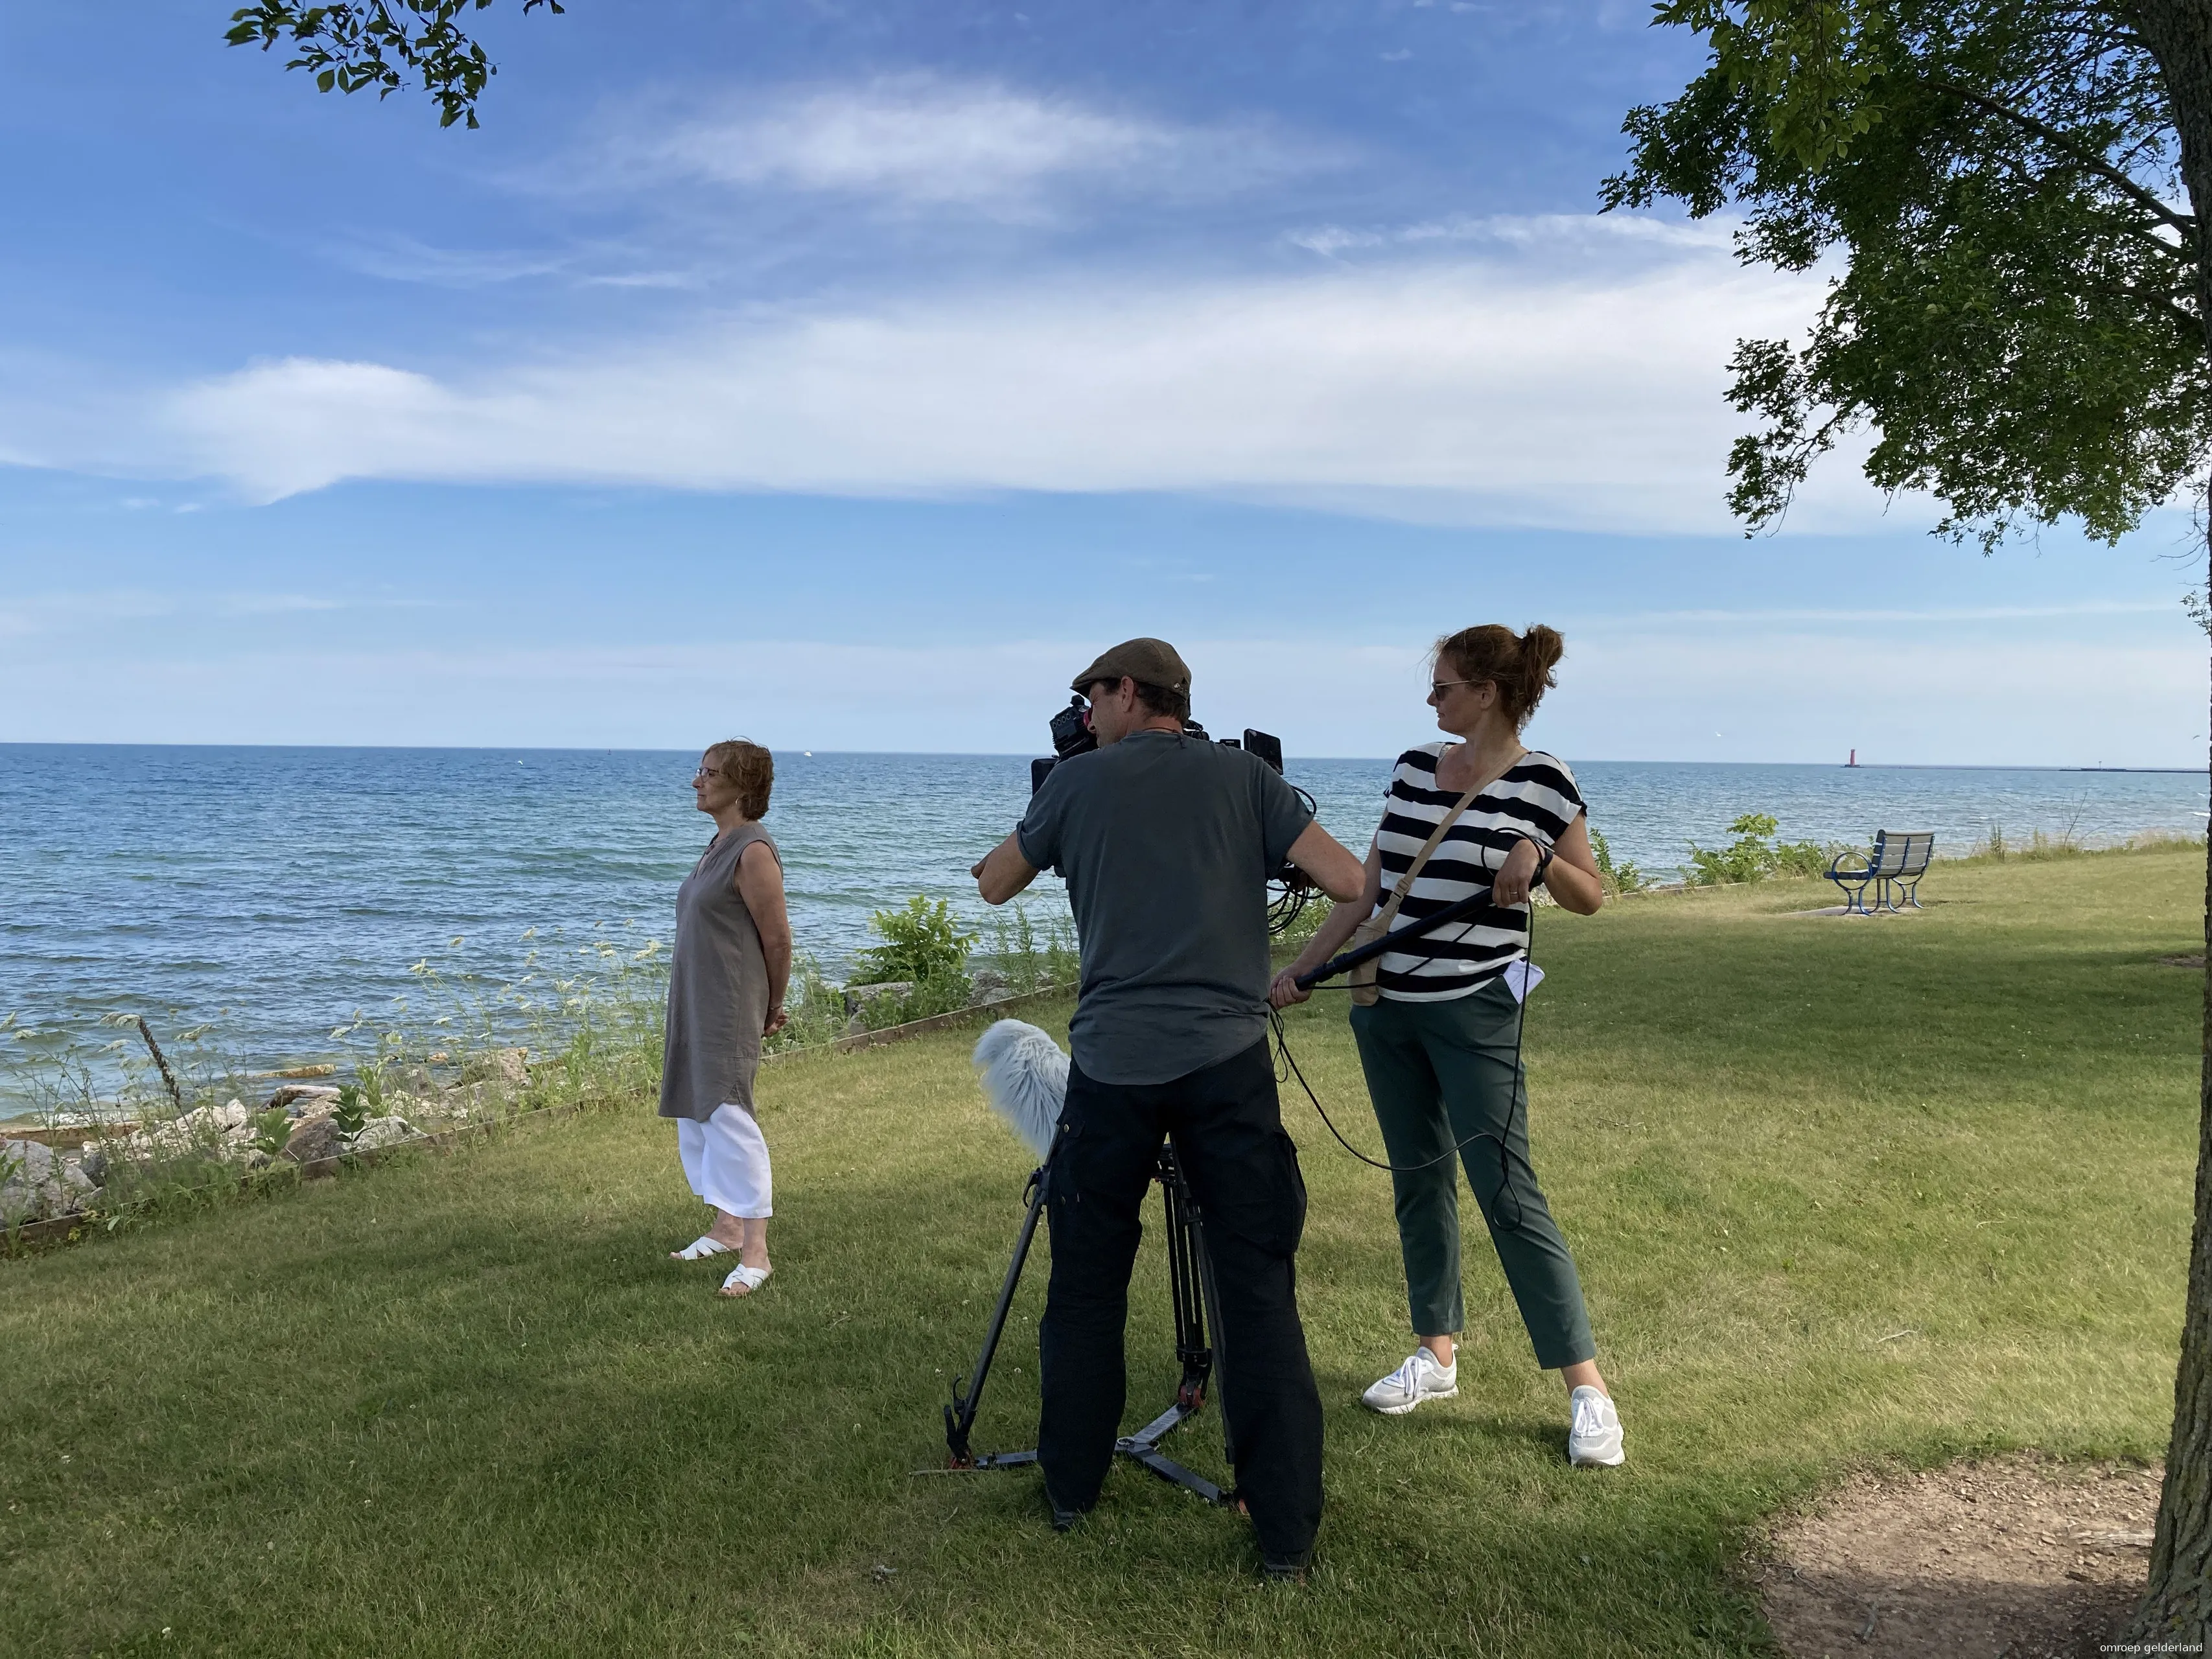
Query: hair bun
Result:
<box><xmin>1519</xmin><ymin>625</ymin><xmax>1564</xmax><ymax>677</ymax></box>
<box><xmin>1518</xmin><ymin>625</ymin><xmax>1564</xmax><ymax>711</ymax></box>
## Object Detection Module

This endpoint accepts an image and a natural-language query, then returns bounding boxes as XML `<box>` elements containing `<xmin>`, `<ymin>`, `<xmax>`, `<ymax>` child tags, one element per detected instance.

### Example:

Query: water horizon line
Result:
<box><xmin>0</xmin><ymin>741</ymin><xmax>2202</xmax><ymax>774</ymax></box>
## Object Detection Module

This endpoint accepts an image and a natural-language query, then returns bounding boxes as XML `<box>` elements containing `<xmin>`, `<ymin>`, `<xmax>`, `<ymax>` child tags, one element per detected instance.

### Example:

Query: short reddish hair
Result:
<box><xmin>703</xmin><ymin>739</ymin><xmax>773</xmax><ymax>819</ymax></box>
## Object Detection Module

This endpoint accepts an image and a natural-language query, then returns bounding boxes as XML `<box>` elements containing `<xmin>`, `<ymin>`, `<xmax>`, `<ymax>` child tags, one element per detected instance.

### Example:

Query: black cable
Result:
<box><xmin>1271</xmin><ymin>835</ymin><xmax>1549</xmax><ymax>1229</ymax></box>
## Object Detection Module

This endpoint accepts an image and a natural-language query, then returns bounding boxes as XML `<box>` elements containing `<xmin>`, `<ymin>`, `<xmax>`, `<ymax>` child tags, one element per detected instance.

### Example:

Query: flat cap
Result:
<box><xmin>1071</xmin><ymin>637</ymin><xmax>1191</xmax><ymax>695</ymax></box>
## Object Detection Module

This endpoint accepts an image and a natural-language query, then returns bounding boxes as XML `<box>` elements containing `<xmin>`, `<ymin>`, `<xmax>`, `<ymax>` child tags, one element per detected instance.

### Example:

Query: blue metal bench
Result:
<box><xmin>1824</xmin><ymin>830</ymin><xmax>1935</xmax><ymax>916</ymax></box>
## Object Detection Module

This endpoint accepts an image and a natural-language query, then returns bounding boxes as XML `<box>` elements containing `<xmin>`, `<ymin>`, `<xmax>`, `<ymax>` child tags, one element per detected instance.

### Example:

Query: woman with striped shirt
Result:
<box><xmin>1272</xmin><ymin>624</ymin><xmax>1624</xmax><ymax>1467</ymax></box>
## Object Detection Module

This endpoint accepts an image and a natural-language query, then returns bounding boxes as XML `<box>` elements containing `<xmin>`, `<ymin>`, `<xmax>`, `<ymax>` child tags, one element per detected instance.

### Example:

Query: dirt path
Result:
<box><xmin>1758</xmin><ymin>1456</ymin><xmax>2165</xmax><ymax>1658</ymax></box>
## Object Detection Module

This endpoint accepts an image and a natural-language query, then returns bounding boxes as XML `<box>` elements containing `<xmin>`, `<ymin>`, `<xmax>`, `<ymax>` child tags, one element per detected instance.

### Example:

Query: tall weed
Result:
<box><xmin>985</xmin><ymin>903</ymin><xmax>1078</xmax><ymax>994</ymax></box>
<box><xmin>763</xmin><ymin>952</ymin><xmax>848</xmax><ymax>1053</ymax></box>
<box><xmin>1591</xmin><ymin>830</ymin><xmax>1650</xmax><ymax>896</ymax></box>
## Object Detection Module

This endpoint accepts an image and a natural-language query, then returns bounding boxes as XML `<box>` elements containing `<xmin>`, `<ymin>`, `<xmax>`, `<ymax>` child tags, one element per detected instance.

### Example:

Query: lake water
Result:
<box><xmin>2</xmin><ymin>743</ymin><xmax>2202</xmax><ymax>1098</ymax></box>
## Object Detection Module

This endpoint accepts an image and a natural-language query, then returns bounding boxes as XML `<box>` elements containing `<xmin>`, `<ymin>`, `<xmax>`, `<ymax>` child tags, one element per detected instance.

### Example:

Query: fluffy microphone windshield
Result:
<box><xmin>972</xmin><ymin>1019</ymin><xmax>1069</xmax><ymax>1160</ymax></box>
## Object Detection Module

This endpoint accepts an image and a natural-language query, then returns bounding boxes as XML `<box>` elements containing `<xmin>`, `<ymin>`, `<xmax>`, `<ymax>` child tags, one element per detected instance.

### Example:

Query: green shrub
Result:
<box><xmin>1686</xmin><ymin>813</ymin><xmax>1830</xmax><ymax>887</ymax></box>
<box><xmin>331</xmin><ymin>1084</ymin><xmax>369</xmax><ymax>1141</ymax></box>
<box><xmin>1590</xmin><ymin>830</ymin><xmax>1649</xmax><ymax>896</ymax></box>
<box><xmin>853</xmin><ymin>896</ymin><xmax>977</xmax><ymax>988</ymax></box>
<box><xmin>867</xmin><ymin>977</ymin><xmax>976</xmax><ymax>1030</ymax></box>
<box><xmin>1771</xmin><ymin>836</ymin><xmax>1832</xmax><ymax>879</ymax></box>
<box><xmin>249</xmin><ymin>1108</ymin><xmax>292</xmax><ymax>1159</ymax></box>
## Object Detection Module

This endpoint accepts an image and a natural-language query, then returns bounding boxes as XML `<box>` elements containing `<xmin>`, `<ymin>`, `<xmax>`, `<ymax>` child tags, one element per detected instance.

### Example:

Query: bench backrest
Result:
<box><xmin>1872</xmin><ymin>830</ymin><xmax>1935</xmax><ymax>876</ymax></box>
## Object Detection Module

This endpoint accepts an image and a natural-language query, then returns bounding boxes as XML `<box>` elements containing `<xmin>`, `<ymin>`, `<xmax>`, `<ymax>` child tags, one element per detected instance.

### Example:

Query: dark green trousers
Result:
<box><xmin>1349</xmin><ymin>980</ymin><xmax>1595</xmax><ymax>1369</ymax></box>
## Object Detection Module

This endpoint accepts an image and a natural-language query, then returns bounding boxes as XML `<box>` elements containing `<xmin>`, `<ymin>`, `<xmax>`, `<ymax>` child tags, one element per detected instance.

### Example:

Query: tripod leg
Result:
<box><xmin>1158</xmin><ymin>1146</ymin><xmax>1213</xmax><ymax>1409</ymax></box>
<box><xmin>945</xmin><ymin>1159</ymin><xmax>1051</xmax><ymax>1466</ymax></box>
<box><xmin>1186</xmin><ymin>1190</ymin><xmax>1235</xmax><ymax>1469</ymax></box>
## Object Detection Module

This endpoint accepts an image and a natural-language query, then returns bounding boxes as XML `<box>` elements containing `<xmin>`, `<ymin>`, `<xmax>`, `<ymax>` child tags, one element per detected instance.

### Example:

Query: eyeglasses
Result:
<box><xmin>1430</xmin><ymin>679</ymin><xmax>1485</xmax><ymax>697</ymax></box>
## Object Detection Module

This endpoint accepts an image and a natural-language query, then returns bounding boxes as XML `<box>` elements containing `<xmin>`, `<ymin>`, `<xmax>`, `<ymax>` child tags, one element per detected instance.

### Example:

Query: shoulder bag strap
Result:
<box><xmin>1371</xmin><ymin>776</ymin><xmax>1485</xmax><ymax>931</ymax></box>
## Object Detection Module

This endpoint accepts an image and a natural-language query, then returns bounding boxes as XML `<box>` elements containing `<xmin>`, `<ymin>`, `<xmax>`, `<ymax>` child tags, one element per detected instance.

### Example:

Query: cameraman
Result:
<box><xmin>971</xmin><ymin>638</ymin><xmax>1365</xmax><ymax>1579</ymax></box>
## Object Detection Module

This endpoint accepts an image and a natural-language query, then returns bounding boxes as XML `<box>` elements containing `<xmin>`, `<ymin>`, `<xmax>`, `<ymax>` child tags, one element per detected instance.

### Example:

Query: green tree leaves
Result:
<box><xmin>1605</xmin><ymin>2</ymin><xmax>2209</xmax><ymax>550</ymax></box>
<box><xmin>224</xmin><ymin>0</ymin><xmax>565</xmax><ymax>129</ymax></box>
<box><xmin>1657</xmin><ymin>0</ymin><xmax>1891</xmax><ymax>173</ymax></box>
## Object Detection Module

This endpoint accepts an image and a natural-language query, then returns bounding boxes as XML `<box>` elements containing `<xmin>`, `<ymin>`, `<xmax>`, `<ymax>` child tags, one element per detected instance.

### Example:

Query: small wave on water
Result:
<box><xmin>1</xmin><ymin>743</ymin><xmax>2203</xmax><ymax>1103</ymax></box>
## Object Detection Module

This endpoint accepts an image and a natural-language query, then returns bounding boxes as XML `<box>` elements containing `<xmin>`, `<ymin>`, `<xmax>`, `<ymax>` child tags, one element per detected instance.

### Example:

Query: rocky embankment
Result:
<box><xmin>837</xmin><ymin>969</ymin><xmax>1012</xmax><ymax>1032</ymax></box>
<box><xmin>1</xmin><ymin>1048</ymin><xmax>531</xmax><ymax>1229</ymax></box>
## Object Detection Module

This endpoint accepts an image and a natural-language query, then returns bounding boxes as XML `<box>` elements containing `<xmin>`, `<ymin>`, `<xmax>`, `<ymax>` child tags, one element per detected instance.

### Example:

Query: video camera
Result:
<box><xmin>1029</xmin><ymin>693</ymin><xmax>1288</xmax><ymax>793</ymax></box>
<box><xmin>1029</xmin><ymin>695</ymin><xmax>1320</xmax><ymax>935</ymax></box>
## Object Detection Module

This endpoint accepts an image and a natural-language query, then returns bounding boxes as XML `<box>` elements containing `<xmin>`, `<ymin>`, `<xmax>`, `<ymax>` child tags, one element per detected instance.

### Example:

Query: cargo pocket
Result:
<box><xmin>1205</xmin><ymin>1128</ymin><xmax>1307</xmax><ymax>1261</ymax></box>
<box><xmin>1269</xmin><ymin>1128</ymin><xmax>1309</xmax><ymax>1259</ymax></box>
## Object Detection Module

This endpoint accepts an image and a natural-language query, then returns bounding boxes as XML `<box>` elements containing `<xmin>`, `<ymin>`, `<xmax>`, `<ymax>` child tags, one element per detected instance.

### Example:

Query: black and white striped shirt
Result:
<box><xmin>1370</xmin><ymin>745</ymin><xmax>1584</xmax><ymax>1002</ymax></box>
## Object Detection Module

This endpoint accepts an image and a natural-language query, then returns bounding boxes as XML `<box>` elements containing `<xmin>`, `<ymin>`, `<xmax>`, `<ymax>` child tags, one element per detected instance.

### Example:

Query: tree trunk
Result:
<box><xmin>2123</xmin><ymin>5</ymin><xmax>2212</xmax><ymax>1644</ymax></box>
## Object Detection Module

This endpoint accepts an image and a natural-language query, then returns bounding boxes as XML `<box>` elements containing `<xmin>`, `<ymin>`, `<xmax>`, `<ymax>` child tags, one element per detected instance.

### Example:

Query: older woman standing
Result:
<box><xmin>664</xmin><ymin>738</ymin><xmax>791</xmax><ymax>1299</ymax></box>
<box><xmin>1272</xmin><ymin>625</ymin><xmax>1624</xmax><ymax>1465</ymax></box>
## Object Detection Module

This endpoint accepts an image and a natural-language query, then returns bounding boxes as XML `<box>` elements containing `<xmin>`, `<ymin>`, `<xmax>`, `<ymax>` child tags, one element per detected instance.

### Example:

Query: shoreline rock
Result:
<box><xmin>1</xmin><ymin>1140</ymin><xmax>101</xmax><ymax>1225</ymax></box>
<box><xmin>6</xmin><ymin>1049</ymin><xmax>532</xmax><ymax>1227</ymax></box>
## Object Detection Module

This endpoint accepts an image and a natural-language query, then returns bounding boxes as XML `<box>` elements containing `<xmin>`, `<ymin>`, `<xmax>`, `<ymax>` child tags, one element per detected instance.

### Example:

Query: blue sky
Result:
<box><xmin>0</xmin><ymin>1</ymin><xmax>2200</xmax><ymax>765</ymax></box>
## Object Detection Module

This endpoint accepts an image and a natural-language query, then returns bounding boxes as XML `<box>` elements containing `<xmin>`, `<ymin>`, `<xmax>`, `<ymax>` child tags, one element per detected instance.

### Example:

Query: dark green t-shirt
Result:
<box><xmin>1016</xmin><ymin>728</ymin><xmax>1314</xmax><ymax>1085</ymax></box>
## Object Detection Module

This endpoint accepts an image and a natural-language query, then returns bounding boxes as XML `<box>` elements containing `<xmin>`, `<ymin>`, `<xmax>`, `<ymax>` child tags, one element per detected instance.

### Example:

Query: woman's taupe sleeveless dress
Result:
<box><xmin>660</xmin><ymin>822</ymin><xmax>778</xmax><ymax>1123</ymax></box>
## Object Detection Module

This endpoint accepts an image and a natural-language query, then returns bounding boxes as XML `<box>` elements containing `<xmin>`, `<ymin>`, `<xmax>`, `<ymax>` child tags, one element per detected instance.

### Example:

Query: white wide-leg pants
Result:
<box><xmin>677</xmin><ymin>1103</ymin><xmax>773</xmax><ymax>1219</ymax></box>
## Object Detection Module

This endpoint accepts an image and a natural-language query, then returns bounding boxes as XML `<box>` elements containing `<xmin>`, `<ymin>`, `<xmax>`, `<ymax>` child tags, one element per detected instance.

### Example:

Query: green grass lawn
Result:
<box><xmin>3</xmin><ymin>850</ymin><xmax>2202</xmax><ymax>1657</ymax></box>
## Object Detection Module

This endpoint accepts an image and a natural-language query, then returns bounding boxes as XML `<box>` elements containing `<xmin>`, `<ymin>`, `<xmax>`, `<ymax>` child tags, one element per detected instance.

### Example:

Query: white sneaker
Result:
<box><xmin>1362</xmin><ymin>1348</ymin><xmax>1459</xmax><ymax>1415</ymax></box>
<box><xmin>1568</xmin><ymin>1385</ymin><xmax>1624</xmax><ymax>1466</ymax></box>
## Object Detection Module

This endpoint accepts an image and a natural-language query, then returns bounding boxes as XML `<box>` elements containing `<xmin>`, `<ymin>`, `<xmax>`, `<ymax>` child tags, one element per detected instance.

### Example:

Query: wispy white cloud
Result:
<box><xmin>125</xmin><ymin>217</ymin><xmax>1863</xmax><ymax>533</ymax></box>
<box><xmin>579</xmin><ymin>270</ymin><xmax>703</xmax><ymax>291</ymax></box>
<box><xmin>323</xmin><ymin>233</ymin><xmax>700</xmax><ymax>293</ymax></box>
<box><xmin>214</xmin><ymin>593</ymin><xmax>345</xmax><ymax>616</ymax></box>
<box><xmin>589</xmin><ymin>74</ymin><xmax>1343</xmax><ymax>219</ymax></box>
<box><xmin>1576</xmin><ymin>601</ymin><xmax>2177</xmax><ymax>626</ymax></box>
<box><xmin>0</xmin><ymin>589</ymin><xmax>428</xmax><ymax>636</ymax></box>
<box><xmin>327</xmin><ymin>236</ymin><xmax>574</xmax><ymax>288</ymax></box>
<box><xmin>1286</xmin><ymin>210</ymin><xmax>1734</xmax><ymax>260</ymax></box>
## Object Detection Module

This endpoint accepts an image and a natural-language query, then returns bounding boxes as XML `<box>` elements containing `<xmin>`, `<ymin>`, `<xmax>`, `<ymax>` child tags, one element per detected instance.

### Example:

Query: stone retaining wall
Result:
<box><xmin>5</xmin><ymin>987</ymin><xmax>1080</xmax><ymax>1255</ymax></box>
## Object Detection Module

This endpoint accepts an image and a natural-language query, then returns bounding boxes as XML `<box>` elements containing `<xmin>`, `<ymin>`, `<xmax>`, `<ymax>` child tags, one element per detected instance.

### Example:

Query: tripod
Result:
<box><xmin>942</xmin><ymin>1139</ymin><xmax>1234</xmax><ymax>1505</ymax></box>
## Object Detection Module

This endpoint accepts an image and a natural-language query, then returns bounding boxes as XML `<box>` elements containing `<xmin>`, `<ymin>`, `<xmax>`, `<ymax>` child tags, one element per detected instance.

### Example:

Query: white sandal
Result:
<box><xmin>671</xmin><ymin>1235</ymin><xmax>736</xmax><ymax>1261</ymax></box>
<box><xmin>719</xmin><ymin>1262</ymin><xmax>772</xmax><ymax>1298</ymax></box>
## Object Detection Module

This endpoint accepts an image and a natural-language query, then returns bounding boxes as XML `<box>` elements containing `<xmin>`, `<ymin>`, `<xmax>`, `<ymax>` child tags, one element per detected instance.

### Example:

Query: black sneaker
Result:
<box><xmin>1045</xmin><ymin>1487</ymin><xmax>1089</xmax><ymax>1533</ymax></box>
<box><xmin>1259</xmin><ymin>1549</ymin><xmax>1310</xmax><ymax>1583</ymax></box>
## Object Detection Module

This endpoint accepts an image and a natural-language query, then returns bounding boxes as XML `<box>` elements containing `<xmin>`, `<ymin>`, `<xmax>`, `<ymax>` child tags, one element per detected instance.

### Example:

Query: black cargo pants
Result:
<box><xmin>1037</xmin><ymin>1035</ymin><xmax>1324</xmax><ymax>1562</ymax></box>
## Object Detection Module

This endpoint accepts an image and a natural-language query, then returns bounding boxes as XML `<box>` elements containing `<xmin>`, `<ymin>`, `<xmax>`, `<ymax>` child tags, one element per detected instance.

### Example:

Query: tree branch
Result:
<box><xmin>2100</xmin><ymin>281</ymin><xmax>2206</xmax><ymax>340</ymax></box>
<box><xmin>1927</xmin><ymin>75</ymin><xmax>2198</xmax><ymax>237</ymax></box>
<box><xmin>1976</xmin><ymin>142</ymin><xmax>2192</xmax><ymax>264</ymax></box>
